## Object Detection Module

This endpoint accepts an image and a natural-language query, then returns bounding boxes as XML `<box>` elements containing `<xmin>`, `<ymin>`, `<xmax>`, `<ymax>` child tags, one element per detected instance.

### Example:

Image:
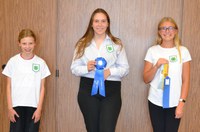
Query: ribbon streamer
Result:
<box><xmin>163</xmin><ymin>76</ymin><xmax>170</xmax><ymax>108</ymax></box>
<box><xmin>162</xmin><ymin>64</ymin><xmax>171</xmax><ymax>108</ymax></box>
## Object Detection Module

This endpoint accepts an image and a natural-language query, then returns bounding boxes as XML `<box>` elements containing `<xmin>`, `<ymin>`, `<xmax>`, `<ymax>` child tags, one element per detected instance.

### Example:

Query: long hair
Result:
<box><xmin>18</xmin><ymin>29</ymin><xmax>36</xmax><ymax>42</ymax></box>
<box><xmin>156</xmin><ymin>17</ymin><xmax>182</xmax><ymax>62</ymax></box>
<box><xmin>74</xmin><ymin>8</ymin><xmax>122</xmax><ymax>59</ymax></box>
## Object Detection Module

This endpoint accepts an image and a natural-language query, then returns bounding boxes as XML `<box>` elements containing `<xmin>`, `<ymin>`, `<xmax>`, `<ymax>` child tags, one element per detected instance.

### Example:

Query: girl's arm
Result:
<box><xmin>180</xmin><ymin>61</ymin><xmax>190</xmax><ymax>102</ymax></box>
<box><xmin>32</xmin><ymin>78</ymin><xmax>46</xmax><ymax>123</ymax></box>
<box><xmin>7</xmin><ymin>77</ymin><xmax>12</xmax><ymax>110</ymax></box>
<box><xmin>7</xmin><ymin>77</ymin><xmax>19</xmax><ymax>122</ymax></box>
<box><xmin>175</xmin><ymin>61</ymin><xmax>190</xmax><ymax>118</ymax></box>
<box><xmin>143</xmin><ymin>58</ymin><xmax>168</xmax><ymax>84</ymax></box>
<box><xmin>143</xmin><ymin>61</ymin><xmax>158</xmax><ymax>84</ymax></box>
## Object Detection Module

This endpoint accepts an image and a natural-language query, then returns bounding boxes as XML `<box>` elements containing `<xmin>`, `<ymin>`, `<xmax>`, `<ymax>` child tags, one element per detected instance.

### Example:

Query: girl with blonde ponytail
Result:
<box><xmin>143</xmin><ymin>17</ymin><xmax>192</xmax><ymax>132</ymax></box>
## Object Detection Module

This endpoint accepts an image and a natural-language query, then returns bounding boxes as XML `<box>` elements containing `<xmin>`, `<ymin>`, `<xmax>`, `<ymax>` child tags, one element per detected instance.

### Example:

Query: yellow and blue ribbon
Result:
<box><xmin>91</xmin><ymin>57</ymin><xmax>107</xmax><ymax>97</ymax></box>
<box><xmin>162</xmin><ymin>64</ymin><xmax>171</xmax><ymax>108</ymax></box>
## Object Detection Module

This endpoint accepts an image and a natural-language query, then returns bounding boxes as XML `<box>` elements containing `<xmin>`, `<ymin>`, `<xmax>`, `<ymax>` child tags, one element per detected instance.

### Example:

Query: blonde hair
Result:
<box><xmin>156</xmin><ymin>17</ymin><xmax>182</xmax><ymax>62</ymax></box>
<box><xmin>74</xmin><ymin>8</ymin><xmax>122</xmax><ymax>59</ymax></box>
<box><xmin>18</xmin><ymin>29</ymin><xmax>36</xmax><ymax>42</ymax></box>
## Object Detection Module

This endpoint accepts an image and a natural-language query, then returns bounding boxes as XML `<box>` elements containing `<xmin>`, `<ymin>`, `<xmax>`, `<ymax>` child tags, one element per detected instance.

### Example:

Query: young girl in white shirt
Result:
<box><xmin>2</xmin><ymin>29</ymin><xmax>51</xmax><ymax>132</ymax></box>
<box><xmin>143</xmin><ymin>17</ymin><xmax>191</xmax><ymax>132</ymax></box>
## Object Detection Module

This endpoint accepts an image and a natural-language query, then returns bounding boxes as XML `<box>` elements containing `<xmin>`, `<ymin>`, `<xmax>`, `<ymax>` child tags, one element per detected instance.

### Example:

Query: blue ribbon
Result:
<box><xmin>163</xmin><ymin>76</ymin><xmax>170</xmax><ymax>108</ymax></box>
<box><xmin>91</xmin><ymin>57</ymin><xmax>107</xmax><ymax>97</ymax></box>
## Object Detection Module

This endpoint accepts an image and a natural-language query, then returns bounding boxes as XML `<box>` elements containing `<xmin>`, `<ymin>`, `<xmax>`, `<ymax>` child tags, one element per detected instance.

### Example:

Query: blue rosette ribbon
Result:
<box><xmin>91</xmin><ymin>57</ymin><xmax>107</xmax><ymax>97</ymax></box>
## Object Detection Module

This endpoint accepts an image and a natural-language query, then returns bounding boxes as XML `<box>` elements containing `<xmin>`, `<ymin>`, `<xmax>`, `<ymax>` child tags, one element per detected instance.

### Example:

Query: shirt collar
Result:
<box><xmin>105</xmin><ymin>35</ymin><xmax>111</xmax><ymax>40</ymax></box>
<box><xmin>91</xmin><ymin>35</ymin><xmax>111</xmax><ymax>45</ymax></box>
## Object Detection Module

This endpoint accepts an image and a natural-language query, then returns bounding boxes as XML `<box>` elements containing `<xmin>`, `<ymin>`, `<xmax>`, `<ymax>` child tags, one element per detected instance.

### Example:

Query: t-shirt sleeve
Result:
<box><xmin>144</xmin><ymin>48</ymin><xmax>153</xmax><ymax>63</ymax></box>
<box><xmin>2</xmin><ymin>59</ymin><xmax>12</xmax><ymax>78</ymax></box>
<box><xmin>41</xmin><ymin>61</ymin><xmax>51</xmax><ymax>79</ymax></box>
<box><xmin>182</xmin><ymin>47</ymin><xmax>192</xmax><ymax>63</ymax></box>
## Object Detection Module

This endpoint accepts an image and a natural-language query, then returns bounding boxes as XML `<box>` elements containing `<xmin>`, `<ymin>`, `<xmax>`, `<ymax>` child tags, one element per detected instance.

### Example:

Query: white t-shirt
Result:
<box><xmin>71</xmin><ymin>35</ymin><xmax>129</xmax><ymax>81</ymax></box>
<box><xmin>2</xmin><ymin>54</ymin><xmax>51</xmax><ymax>108</ymax></box>
<box><xmin>144</xmin><ymin>45</ymin><xmax>192</xmax><ymax>107</ymax></box>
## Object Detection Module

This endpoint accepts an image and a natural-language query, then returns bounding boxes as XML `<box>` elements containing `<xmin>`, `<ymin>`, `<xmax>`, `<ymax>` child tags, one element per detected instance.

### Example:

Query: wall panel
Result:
<box><xmin>56</xmin><ymin>1</ymin><xmax>121</xmax><ymax>131</ymax></box>
<box><xmin>0</xmin><ymin>0</ymin><xmax>11</xmax><ymax>131</ymax></box>
<box><xmin>0</xmin><ymin>0</ymin><xmax>57</xmax><ymax>132</ymax></box>
<box><xmin>118</xmin><ymin>0</ymin><xmax>183</xmax><ymax>131</ymax></box>
<box><xmin>180</xmin><ymin>0</ymin><xmax>200</xmax><ymax>131</ymax></box>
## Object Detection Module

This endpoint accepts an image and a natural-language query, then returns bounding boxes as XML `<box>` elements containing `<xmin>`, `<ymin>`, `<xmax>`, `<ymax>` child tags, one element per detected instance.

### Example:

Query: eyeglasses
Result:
<box><xmin>159</xmin><ymin>26</ymin><xmax>177</xmax><ymax>32</ymax></box>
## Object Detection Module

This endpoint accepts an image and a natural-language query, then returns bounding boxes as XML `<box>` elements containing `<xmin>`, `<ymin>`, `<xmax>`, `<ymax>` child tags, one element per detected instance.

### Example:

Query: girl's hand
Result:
<box><xmin>156</xmin><ymin>58</ymin><xmax>169</xmax><ymax>68</ymax></box>
<box><xmin>32</xmin><ymin>109</ymin><xmax>42</xmax><ymax>123</ymax></box>
<box><xmin>8</xmin><ymin>108</ymin><xmax>19</xmax><ymax>123</ymax></box>
<box><xmin>175</xmin><ymin>102</ymin><xmax>184</xmax><ymax>118</ymax></box>
<box><xmin>87</xmin><ymin>60</ymin><xmax>96</xmax><ymax>72</ymax></box>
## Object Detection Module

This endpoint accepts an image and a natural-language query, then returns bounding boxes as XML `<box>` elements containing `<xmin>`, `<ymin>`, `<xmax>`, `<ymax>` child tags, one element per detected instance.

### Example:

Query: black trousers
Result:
<box><xmin>78</xmin><ymin>77</ymin><xmax>121</xmax><ymax>132</ymax></box>
<box><xmin>10</xmin><ymin>106</ymin><xmax>40</xmax><ymax>132</ymax></box>
<box><xmin>148</xmin><ymin>101</ymin><xmax>181</xmax><ymax>132</ymax></box>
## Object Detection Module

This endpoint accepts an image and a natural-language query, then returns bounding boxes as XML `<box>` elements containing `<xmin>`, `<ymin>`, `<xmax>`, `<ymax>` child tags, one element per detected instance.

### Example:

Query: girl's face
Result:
<box><xmin>19</xmin><ymin>36</ymin><xmax>35</xmax><ymax>55</ymax></box>
<box><xmin>92</xmin><ymin>12</ymin><xmax>109</xmax><ymax>36</ymax></box>
<box><xmin>158</xmin><ymin>21</ymin><xmax>177</xmax><ymax>42</ymax></box>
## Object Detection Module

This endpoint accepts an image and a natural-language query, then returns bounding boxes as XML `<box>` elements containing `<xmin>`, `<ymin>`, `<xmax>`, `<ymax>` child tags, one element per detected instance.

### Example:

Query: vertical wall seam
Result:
<box><xmin>55</xmin><ymin>0</ymin><xmax>59</xmax><ymax>132</ymax></box>
<box><xmin>180</xmin><ymin>0</ymin><xmax>185</xmax><ymax>40</ymax></box>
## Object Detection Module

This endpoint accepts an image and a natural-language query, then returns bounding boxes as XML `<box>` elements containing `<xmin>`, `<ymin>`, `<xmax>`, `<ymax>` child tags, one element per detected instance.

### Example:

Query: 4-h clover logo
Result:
<box><xmin>106</xmin><ymin>44</ymin><xmax>114</xmax><ymax>53</ymax></box>
<box><xmin>32</xmin><ymin>63</ymin><xmax>40</xmax><ymax>72</ymax></box>
<box><xmin>169</xmin><ymin>55</ymin><xmax>177</xmax><ymax>63</ymax></box>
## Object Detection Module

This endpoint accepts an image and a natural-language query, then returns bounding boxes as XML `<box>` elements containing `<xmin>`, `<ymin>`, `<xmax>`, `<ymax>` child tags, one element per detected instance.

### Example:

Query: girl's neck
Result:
<box><xmin>20</xmin><ymin>53</ymin><xmax>34</xmax><ymax>60</ymax></box>
<box><xmin>161</xmin><ymin>41</ymin><xmax>175</xmax><ymax>48</ymax></box>
<box><xmin>94</xmin><ymin>34</ymin><xmax>106</xmax><ymax>49</ymax></box>
<box><xmin>94</xmin><ymin>33</ymin><xmax>106</xmax><ymax>41</ymax></box>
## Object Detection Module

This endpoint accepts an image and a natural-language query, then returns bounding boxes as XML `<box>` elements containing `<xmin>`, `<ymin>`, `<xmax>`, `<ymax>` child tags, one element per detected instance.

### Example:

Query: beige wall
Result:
<box><xmin>0</xmin><ymin>0</ymin><xmax>200</xmax><ymax>132</ymax></box>
<box><xmin>180</xmin><ymin>0</ymin><xmax>200</xmax><ymax>131</ymax></box>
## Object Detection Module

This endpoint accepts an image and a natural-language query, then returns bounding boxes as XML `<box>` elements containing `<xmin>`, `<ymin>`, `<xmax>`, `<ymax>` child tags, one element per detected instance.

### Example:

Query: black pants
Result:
<box><xmin>78</xmin><ymin>77</ymin><xmax>121</xmax><ymax>132</ymax></box>
<box><xmin>10</xmin><ymin>106</ymin><xmax>40</xmax><ymax>132</ymax></box>
<box><xmin>148</xmin><ymin>101</ymin><xmax>181</xmax><ymax>132</ymax></box>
